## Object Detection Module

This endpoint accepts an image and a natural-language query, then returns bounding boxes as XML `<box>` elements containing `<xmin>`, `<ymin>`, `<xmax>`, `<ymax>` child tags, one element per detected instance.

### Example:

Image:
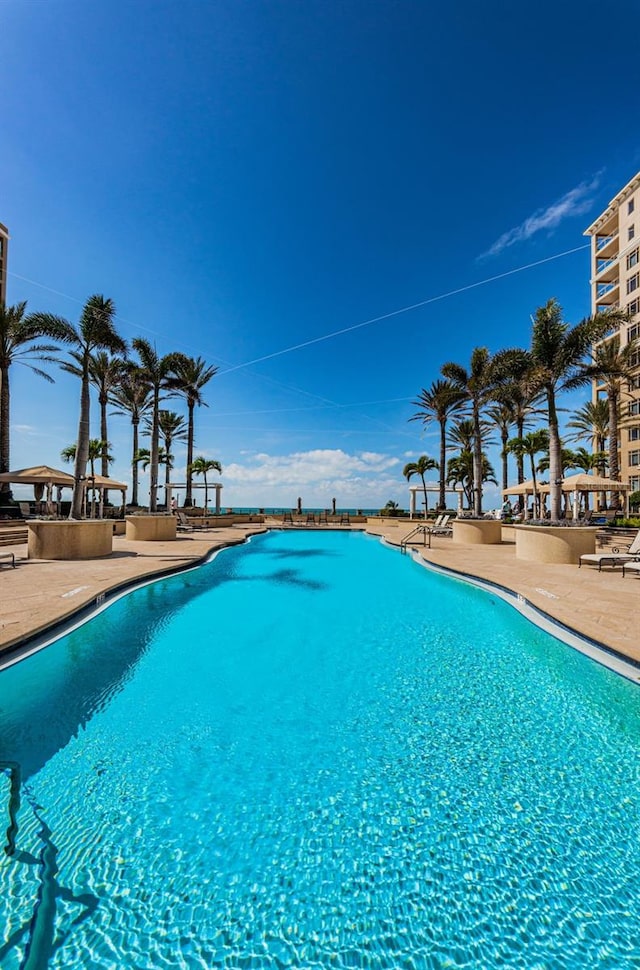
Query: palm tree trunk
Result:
<box><xmin>100</xmin><ymin>394</ymin><xmax>109</xmax><ymax>477</ymax></box>
<box><xmin>149</xmin><ymin>390</ymin><xmax>159</xmax><ymax>512</ymax></box>
<box><xmin>501</xmin><ymin>428</ymin><xmax>508</xmax><ymax>492</ymax></box>
<box><xmin>70</xmin><ymin>370</ymin><xmax>91</xmax><ymax>519</ymax></box>
<box><xmin>0</xmin><ymin>365</ymin><xmax>10</xmax><ymax>496</ymax></box>
<box><xmin>530</xmin><ymin>457</ymin><xmax>538</xmax><ymax>520</ymax></box>
<box><xmin>608</xmin><ymin>390</ymin><xmax>622</xmax><ymax>509</ymax></box>
<box><xmin>165</xmin><ymin>438</ymin><xmax>171</xmax><ymax>492</ymax></box>
<box><xmin>203</xmin><ymin>472</ymin><xmax>208</xmax><ymax>513</ymax></box>
<box><xmin>547</xmin><ymin>389</ymin><xmax>562</xmax><ymax>521</ymax></box>
<box><xmin>438</xmin><ymin>417</ymin><xmax>447</xmax><ymax>510</ymax></box>
<box><xmin>516</xmin><ymin>416</ymin><xmax>525</xmax><ymax>483</ymax></box>
<box><xmin>420</xmin><ymin>473</ymin><xmax>428</xmax><ymax>519</ymax></box>
<box><xmin>185</xmin><ymin>402</ymin><xmax>195</xmax><ymax>506</ymax></box>
<box><xmin>131</xmin><ymin>418</ymin><xmax>139</xmax><ymax>506</ymax></box>
<box><xmin>472</xmin><ymin>404</ymin><xmax>483</xmax><ymax>516</ymax></box>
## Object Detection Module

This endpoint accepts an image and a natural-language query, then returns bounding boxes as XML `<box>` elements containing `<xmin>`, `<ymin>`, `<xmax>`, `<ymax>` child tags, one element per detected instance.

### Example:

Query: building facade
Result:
<box><xmin>584</xmin><ymin>173</ymin><xmax>640</xmax><ymax>498</ymax></box>
<box><xmin>0</xmin><ymin>222</ymin><xmax>8</xmax><ymax>307</ymax></box>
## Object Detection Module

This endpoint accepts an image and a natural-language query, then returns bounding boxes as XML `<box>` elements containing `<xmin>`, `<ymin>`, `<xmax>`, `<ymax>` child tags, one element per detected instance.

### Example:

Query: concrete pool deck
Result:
<box><xmin>0</xmin><ymin>520</ymin><xmax>638</xmax><ymax>668</ymax></box>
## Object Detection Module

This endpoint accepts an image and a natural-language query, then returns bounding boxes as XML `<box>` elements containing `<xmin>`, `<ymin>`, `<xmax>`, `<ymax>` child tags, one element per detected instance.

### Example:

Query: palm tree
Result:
<box><xmin>568</xmin><ymin>445</ymin><xmax>608</xmax><ymax>475</ymax></box>
<box><xmin>447</xmin><ymin>417</ymin><xmax>495</xmax><ymax>500</ymax></box>
<box><xmin>134</xmin><ymin>447</ymin><xmax>168</xmax><ymax>471</ymax></box>
<box><xmin>486</xmin><ymin>401</ymin><xmax>516</xmax><ymax>494</ymax></box>
<box><xmin>0</xmin><ymin>301</ymin><xmax>71</xmax><ymax>496</ymax></box>
<box><xmin>61</xmin><ymin>439</ymin><xmax>113</xmax><ymax>517</ymax></box>
<box><xmin>506</xmin><ymin>429</ymin><xmax>549</xmax><ymax>519</ymax></box>
<box><xmin>189</xmin><ymin>456</ymin><xmax>222</xmax><ymax>512</ymax></box>
<box><xmin>565</xmin><ymin>398</ymin><xmax>610</xmax><ymax>452</ymax></box>
<box><xmin>60</xmin><ymin>348</ymin><xmax>127</xmax><ymax>510</ymax></box>
<box><xmin>441</xmin><ymin>347</ymin><xmax>501</xmax><ymax>515</ymax></box>
<box><xmin>109</xmin><ymin>371</ymin><xmax>152</xmax><ymax>507</ymax></box>
<box><xmin>491</xmin><ymin>362</ymin><xmax>543</xmax><ymax>484</ymax></box>
<box><xmin>402</xmin><ymin>455</ymin><xmax>439</xmax><ymax>518</ymax></box>
<box><xmin>410</xmin><ymin>380</ymin><xmax>466</xmax><ymax>510</ymax></box>
<box><xmin>131</xmin><ymin>339</ymin><xmax>182</xmax><ymax>512</ymax></box>
<box><xmin>170</xmin><ymin>355</ymin><xmax>218</xmax><ymax>506</ymax></box>
<box><xmin>583</xmin><ymin>333</ymin><xmax>638</xmax><ymax>508</ymax></box>
<box><xmin>33</xmin><ymin>295</ymin><xmax>126</xmax><ymax>518</ymax></box>
<box><xmin>446</xmin><ymin>452</ymin><xmax>497</xmax><ymax>510</ymax></box>
<box><xmin>525</xmin><ymin>298</ymin><xmax>624</xmax><ymax>520</ymax></box>
<box><xmin>144</xmin><ymin>410</ymin><xmax>188</xmax><ymax>493</ymax></box>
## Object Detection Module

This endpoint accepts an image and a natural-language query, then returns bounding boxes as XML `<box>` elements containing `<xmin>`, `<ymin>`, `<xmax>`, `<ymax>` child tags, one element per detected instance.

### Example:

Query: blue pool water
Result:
<box><xmin>1</xmin><ymin>530</ymin><xmax>640</xmax><ymax>969</ymax></box>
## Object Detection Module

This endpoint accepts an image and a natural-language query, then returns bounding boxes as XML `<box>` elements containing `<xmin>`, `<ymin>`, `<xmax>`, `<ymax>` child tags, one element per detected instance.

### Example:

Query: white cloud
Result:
<box><xmin>481</xmin><ymin>176</ymin><xmax>600</xmax><ymax>258</ymax></box>
<box><xmin>219</xmin><ymin>448</ymin><xmax>409</xmax><ymax>509</ymax></box>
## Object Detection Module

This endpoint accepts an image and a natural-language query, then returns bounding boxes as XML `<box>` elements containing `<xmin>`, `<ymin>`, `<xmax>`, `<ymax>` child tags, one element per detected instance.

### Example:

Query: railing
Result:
<box><xmin>597</xmin><ymin>280</ymin><xmax>619</xmax><ymax>298</ymax></box>
<box><xmin>595</xmin><ymin>230</ymin><xmax>619</xmax><ymax>251</ymax></box>
<box><xmin>400</xmin><ymin>525</ymin><xmax>430</xmax><ymax>553</ymax></box>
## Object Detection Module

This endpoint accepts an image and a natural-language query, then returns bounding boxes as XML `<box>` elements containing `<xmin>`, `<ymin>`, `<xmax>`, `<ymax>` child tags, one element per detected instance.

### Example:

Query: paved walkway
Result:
<box><xmin>0</xmin><ymin>521</ymin><xmax>638</xmax><ymax>667</ymax></box>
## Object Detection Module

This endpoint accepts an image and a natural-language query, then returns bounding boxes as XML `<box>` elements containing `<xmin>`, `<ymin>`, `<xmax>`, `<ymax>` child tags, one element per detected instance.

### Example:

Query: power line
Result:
<box><xmin>217</xmin><ymin>244</ymin><xmax>591</xmax><ymax>375</ymax></box>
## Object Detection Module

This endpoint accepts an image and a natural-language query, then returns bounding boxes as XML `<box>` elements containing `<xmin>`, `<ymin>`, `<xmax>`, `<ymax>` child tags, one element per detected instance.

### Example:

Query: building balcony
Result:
<box><xmin>593</xmin><ymin>255</ymin><xmax>619</xmax><ymax>282</ymax></box>
<box><xmin>595</xmin><ymin>279</ymin><xmax>620</xmax><ymax>303</ymax></box>
<box><xmin>594</xmin><ymin>230</ymin><xmax>619</xmax><ymax>258</ymax></box>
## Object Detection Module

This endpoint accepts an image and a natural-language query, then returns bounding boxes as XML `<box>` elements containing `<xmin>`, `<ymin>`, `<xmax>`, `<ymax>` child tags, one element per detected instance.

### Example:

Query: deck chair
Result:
<box><xmin>429</xmin><ymin>514</ymin><xmax>452</xmax><ymax>535</ymax></box>
<box><xmin>579</xmin><ymin>529</ymin><xmax>640</xmax><ymax>571</ymax></box>
<box><xmin>317</xmin><ymin>510</ymin><xmax>328</xmax><ymax>525</ymax></box>
<box><xmin>176</xmin><ymin>511</ymin><xmax>195</xmax><ymax>532</ymax></box>
<box><xmin>339</xmin><ymin>512</ymin><xmax>350</xmax><ymax>525</ymax></box>
<box><xmin>281</xmin><ymin>511</ymin><xmax>293</xmax><ymax>525</ymax></box>
<box><xmin>305</xmin><ymin>512</ymin><xmax>316</xmax><ymax>525</ymax></box>
<box><xmin>18</xmin><ymin>502</ymin><xmax>34</xmax><ymax>519</ymax></box>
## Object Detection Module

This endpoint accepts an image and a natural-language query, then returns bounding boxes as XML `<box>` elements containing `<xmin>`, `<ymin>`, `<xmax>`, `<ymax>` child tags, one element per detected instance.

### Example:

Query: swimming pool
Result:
<box><xmin>1</xmin><ymin>529</ymin><xmax>640</xmax><ymax>968</ymax></box>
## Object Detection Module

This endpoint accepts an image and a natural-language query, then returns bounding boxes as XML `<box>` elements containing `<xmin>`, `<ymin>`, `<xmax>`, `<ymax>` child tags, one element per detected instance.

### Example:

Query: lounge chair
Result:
<box><xmin>430</xmin><ymin>514</ymin><xmax>452</xmax><ymax>536</ymax></box>
<box><xmin>305</xmin><ymin>512</ymin><xmax>316</xmax><ymax>525</ymax></box>
<box><xmin>281</xmin><ymin>511</ymin><xmax>293</xmax><ymax>525</ymax></box>
<box><xmin>622</xmin><ymin>560</ymin><xmax>640</xmax><ymax>578</ymax></box>
<box><xmin>579</xmin><ymin>529</ymin><xmax>640</xmax><ymax>571</ymax></box>
<box><xmin>176</xmin><ymin>511</ymin><xmax>208</xmax><ymax>532</ymax></box>
<box><xmin>339</xmin><ymin>512</ymin><xmax>350</xmax><ymax>525</ymax></box>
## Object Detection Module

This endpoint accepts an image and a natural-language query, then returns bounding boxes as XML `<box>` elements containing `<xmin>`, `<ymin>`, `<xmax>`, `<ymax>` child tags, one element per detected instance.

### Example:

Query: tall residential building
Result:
<box><xmin>0</xmin><ymin>222</ymin><xmax>8</xmax><ymax>307</ymax></box>
<box><xmin>584</xmin><ymin>173</ymin><xmax>640</xmax><ymax>498</ymax></box>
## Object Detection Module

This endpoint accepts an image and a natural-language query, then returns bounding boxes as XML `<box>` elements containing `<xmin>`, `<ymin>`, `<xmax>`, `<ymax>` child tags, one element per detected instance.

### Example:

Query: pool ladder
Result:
<box><xmin>400</xmin><ymin>525</ymin><xmax>431</xmax><ymax>553</ymax></box>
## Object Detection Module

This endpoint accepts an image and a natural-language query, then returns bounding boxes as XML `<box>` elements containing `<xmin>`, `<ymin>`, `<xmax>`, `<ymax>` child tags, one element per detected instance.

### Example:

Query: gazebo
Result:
<box><xmin>0</xmin><ymin>464</ymin><xmax>74</xmax><ymax>514</ymax></box>
<box><xmin>165</xmin><ymin>481</ymin><xmax>223</xmax><ymax>514</ymax></box>
<box><xmin>538</xmin><ymin>474</ymin><xmax>632</xmax><ymax>520</ymax></box>
<box><xmin>0</xmin><ymin>465</ymin><xmax>127</xmax><ymax>517</ymax></box>
<box><xmin>408</xmin><ymin>483</ymin><xmax>464</xmax><ymax>519</ymax></box>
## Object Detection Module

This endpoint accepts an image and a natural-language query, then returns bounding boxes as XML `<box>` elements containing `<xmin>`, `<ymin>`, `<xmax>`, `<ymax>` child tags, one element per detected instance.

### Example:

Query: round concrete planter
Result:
<box><xmin>28</xmin><ymin>519</ymin><xmax>114</xmax><ymax>560</ymax></box>
<box><xmin>125</xmin><ymin>514</ymin><xmax>177</xmax><ymax>541</ymax></box>
<box><xmin>514</xmin><ymin>525</ymin><xmax>598</xmax><ymax>564</ymax></box>
<box><xmin>452</xmin><ymin>519</ymin><xmax>503</xmax><ymax>544</ymax></box>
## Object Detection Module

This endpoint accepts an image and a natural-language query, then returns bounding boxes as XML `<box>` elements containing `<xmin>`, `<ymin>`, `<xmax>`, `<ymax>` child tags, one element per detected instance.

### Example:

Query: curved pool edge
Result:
<box><xmin>375</xmin><ymin>536</ymin><xmax>640</xmax><ymax>686</ymax></box>
<box><xmin>0</xmin><ymin>532</ymin><xmax>262</xmax><ymax>672</ymax></box>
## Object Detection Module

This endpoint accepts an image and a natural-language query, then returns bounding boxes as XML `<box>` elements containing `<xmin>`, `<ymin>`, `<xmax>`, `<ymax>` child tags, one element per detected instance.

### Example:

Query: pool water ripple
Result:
<box><xmin>1</xmin><ymin>530</ymin><xmax>640</xmax><ymax>968</ymax></box>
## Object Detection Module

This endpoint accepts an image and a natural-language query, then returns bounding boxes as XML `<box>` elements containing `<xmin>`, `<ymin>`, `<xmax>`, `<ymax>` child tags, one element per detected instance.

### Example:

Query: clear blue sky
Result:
<box><xmin>3</xmin><ymin>0</ymin><xmax>640</xmax><ymax>509</ymax></box>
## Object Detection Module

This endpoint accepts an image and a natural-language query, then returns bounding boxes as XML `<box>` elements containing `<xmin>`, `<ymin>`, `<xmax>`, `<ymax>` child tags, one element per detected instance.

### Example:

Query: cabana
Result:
<box><xmin>84</xmin><ymin>474</ymin><xmax>128</xmax><ymax>518</ymax></box>
<box><xmin>0</xmin><ymin>465</ymin><xmax>128</xmax><ymax>517</ymax></box>
<box><xmin>502</xmin><ymin>478</ymin><xmax>546</xmax><ymax>519</ymax></box>
<box><xmin>538</xmin><ymin>474</ymin><xmax>632</xmax><ymax>520</ymax></box>
<box><xmin>0</xmin><ymin>464</ymin><xmax>74</xmax><ymax>514</ymax></box>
